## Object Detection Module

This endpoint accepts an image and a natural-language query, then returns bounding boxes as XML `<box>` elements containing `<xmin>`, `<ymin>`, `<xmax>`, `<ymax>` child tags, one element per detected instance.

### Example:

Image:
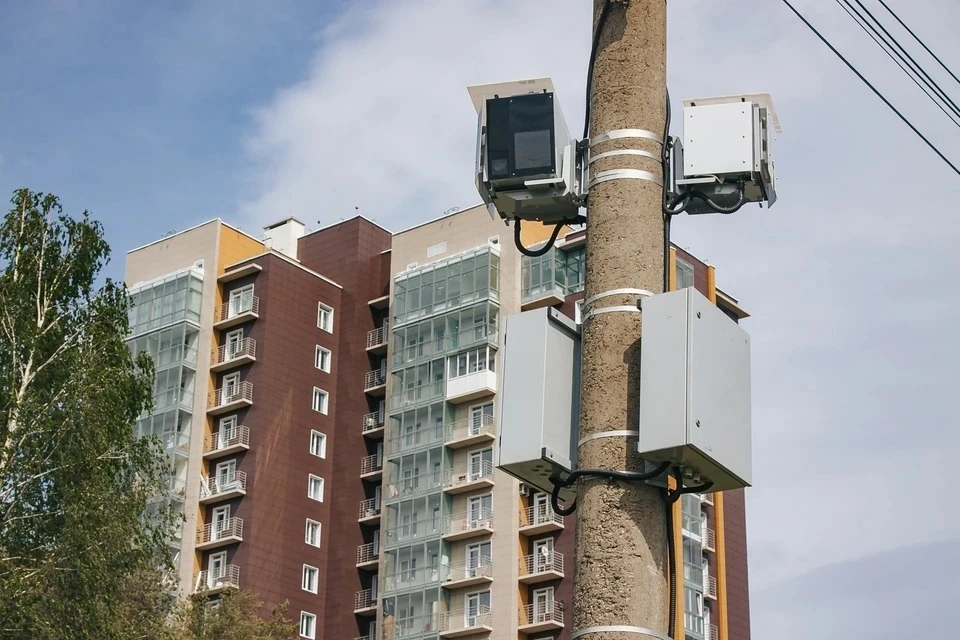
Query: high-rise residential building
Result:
<box><xmin>123</xmin><ymin>205</ymin><xmax>750</xmax><ymax>640</ymax></box>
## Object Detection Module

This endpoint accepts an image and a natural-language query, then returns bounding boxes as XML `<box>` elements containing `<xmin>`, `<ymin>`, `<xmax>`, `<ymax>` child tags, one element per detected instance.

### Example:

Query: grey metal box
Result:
<box><xmin>638</xmin><ymin>288</ymin><xmax>752</xmax><ymax>492</ymax></box>
<box><xmin>498</xmin><ymin>307</ymin><xmax>580</xmax><ymax>500</ymax></box>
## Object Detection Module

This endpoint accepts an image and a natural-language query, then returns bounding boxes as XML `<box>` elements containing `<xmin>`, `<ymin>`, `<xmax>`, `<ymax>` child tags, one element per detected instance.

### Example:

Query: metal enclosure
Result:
<box><xmin>638</xmin><ymin>288</ymin><xmax>752</xmax><ymax>492</ymax></box>
<box><xmin>498</xmin><ymin>307</ymin><xmax>580</xmax><ymax>500</ymax></box>
<box><xmin>468</xmin><ymin>78</ymin><xmax>583</xmax><ymax>224</ymax></box>
<box><xmin>672</xmin><ymin>93</ymin><xmax>780</xmax><ymax>213</ymax></box>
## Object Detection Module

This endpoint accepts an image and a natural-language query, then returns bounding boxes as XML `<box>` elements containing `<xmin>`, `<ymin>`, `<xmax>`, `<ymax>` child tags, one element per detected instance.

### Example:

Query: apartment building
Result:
<box><xmin>123</xmin><ymin>205</ymin><xmax>750</xmax><ymax>640</ymax></box>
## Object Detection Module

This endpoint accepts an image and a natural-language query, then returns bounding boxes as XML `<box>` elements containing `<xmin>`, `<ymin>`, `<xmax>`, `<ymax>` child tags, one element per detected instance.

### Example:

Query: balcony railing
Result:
<box><xmin>521</xmin><ymin>602</ymin><xmax>564</xmax><ymax>627</ymax></box>
<box><xmin>196</xmin><ymin>564</ymin><xmax>240</xmax><ymax>592</ymax></box>
<box><xmin>360</xmin><ymin>454</ymin><xmax>383</xmax><ymax>476</ymax></box>
<box><xmin>196</xmin><ymin>518</ymin><xmax>243</xmax><ymax>546</ymax></box>
<box><xmin>704</xmin><ymin>527</ymin><xmax>716</xmax><ymax>552</ymax></box>
<box><xmin>709</xmin><ymin>624</ymin><xmax>719</xmax><ymax>640</ymax></box>
<box><xmin>358</xmin><ymin>497</ymin><xmax>381</xmax><ymax>520</ymax></box>
<box><xmin>701</xmin><ymin>492</ymin><xmax>715</xmax><ymax>506</ymax></box>
<box><xmin>356</xmin><ymin>542</ymin><xmax>380</xmax><ymax>565</ymax></box>
<box><xmin>443</xmin><ymin>508</ymin><xmax>494</xmax><ymax>539</ymax></box>
<box><xmin>204</xmin><ymin>425</ymin><xmax>250</xmax><ymax>456</ymax></box>
<box><xmin>444</xmin><ymin>460</ymin><xmax>494</xmax><ymax>491</ymax></box>
<box><xmin>208</xmin><ymin>381</ymin><xmax>253</xmax><ymax>410</ymax></box>
<box><xmin>200</xmin><ymin>471</ymin><xmax>247</xmax><ymax>501</ymax></box>
<box><xmin>362</xmin><ymin>410</ymin><xmax>385</xmax><ymax>433</ymax></box>
<box><xmin>444</xmin><ymin>414</ymin><xmax>496</xmax><ymax>446</ymax></box>
<box><xmin>445</xmin><ymin>558</ymin><xmax>493</xmax><ymax>584</ymax></box>
<box><xmin>366</xmin><ymin>324</ymin><xmax>389</xmax><ymax>350</ymax></box>
<box><xmin>439</xmin><ymin>606</ymin><xmax>492</xmax><ymax>634</ymax></box>
<box><xmin>520</xmin><ymin>504</ymin><xmax>564</xmax><ymax>530</ymax></box>
<box><xmin>705</xmin><ymin>575</ymin><xmax>718</xmax><ymax>599</ymax></box>
<box><xmin>354</xmin><ymin>589</ymin><xmax>377</xmax><ymax>611</ymax></box>
<box><xmin>214</xmin><ymin>296</ymin><xmax>259</xmax><ymax>325</ymax></box>
<box><xmin>519</xmin><ymin>551</ymin><xmax>564</xmax><ymax>578</ymax></box>
<box><xmin>211</xmin><ymin>338</ymin><xmax>256</xmax><ymax>368</ymax></box>
<box><xmin>364</xmin><ymin>369</ymin><xmax>387</xmax><ymax>391</ymax></box>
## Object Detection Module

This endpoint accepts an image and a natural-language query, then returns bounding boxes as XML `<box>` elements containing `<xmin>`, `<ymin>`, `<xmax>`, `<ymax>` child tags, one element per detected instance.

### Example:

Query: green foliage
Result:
<box><xmin>0</xmin><ymin>189</ymin><xmax>176</xmax><ymax>638</ymax></box>
<box><xmin>172</xmin><ymin>590</ymin><xmax>298</xmax><ymax>640</ymax></box>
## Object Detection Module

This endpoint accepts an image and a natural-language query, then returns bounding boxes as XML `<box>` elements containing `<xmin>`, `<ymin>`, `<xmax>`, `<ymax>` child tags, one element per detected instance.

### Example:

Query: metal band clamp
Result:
<box><xmin>589</xmin><ymin>169</ymin><xmax>663</xmax><ymax>189</ymax></box>
<box><xmin>589</xmin><ymin>149</ymin><xmax>661</xmax><ymax>165</ymax></box>
<box><xmin>578</xmin><ymin>430</ymin><xmax>640</xmax><ymax>446</ymax></box>
<box><xmin>583</xmin><ymin>288</ymin><xmax>654</xmax><ymax>310</ymax></box>
<box><xmin>580</xmin><ymin>305</ymin><xmax>643</xmax><ymax>324</ymax></box>
<box><xmin>590</xmin><ymin>129</ymin><xmax>665</xmax><ymax>147</ymax></box>
<box><xmin>572</xmin><ymin>626</ymin><xmax>674</xmax><ymax>640</ymax></box>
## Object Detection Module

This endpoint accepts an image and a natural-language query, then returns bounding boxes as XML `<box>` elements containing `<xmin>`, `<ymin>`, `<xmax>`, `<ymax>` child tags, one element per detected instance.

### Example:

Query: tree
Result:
<box><xmin>173</xmin><ymin>590</ymin><xmax>298</xmax><ymax>640</ymax></box>
<box><xmin>0</xmin><ymin>189</ymin><xmax>176</xmax><ymax>638</ymax></box>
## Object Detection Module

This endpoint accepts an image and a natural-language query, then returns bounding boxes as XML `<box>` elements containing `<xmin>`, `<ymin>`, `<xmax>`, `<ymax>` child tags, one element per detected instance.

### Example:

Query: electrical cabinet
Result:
<box><xmin>638</xmin><ymin>288</ymin><xmax>752</xmax><ymax>492</ymax></box>
<box><xmin>498</xmin><ymin>307</ymin><xmax>580</xmax><ymax>500</ymax></box>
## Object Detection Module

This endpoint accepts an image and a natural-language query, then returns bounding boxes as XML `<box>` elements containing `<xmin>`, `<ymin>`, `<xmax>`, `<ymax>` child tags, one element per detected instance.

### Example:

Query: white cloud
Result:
<box><xmin>241</xmin><ymin>1</ymin><xmax>960</xmax><ymax>636</ymax></box>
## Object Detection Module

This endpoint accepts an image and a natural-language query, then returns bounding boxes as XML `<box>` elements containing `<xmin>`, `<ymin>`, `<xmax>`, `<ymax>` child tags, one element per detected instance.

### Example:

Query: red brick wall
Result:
<box><xmin>722</xmin><ymin>490</ymin><xmax>751</xmax><ymax>640</ymax></box>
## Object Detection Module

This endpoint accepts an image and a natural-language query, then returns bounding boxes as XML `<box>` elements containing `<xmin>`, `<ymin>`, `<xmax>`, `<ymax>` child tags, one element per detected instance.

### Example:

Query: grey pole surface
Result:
<box><xmin>573</xmin><ymin>1</ymin><xmax>669</xmax><ymax>639</ymax></box>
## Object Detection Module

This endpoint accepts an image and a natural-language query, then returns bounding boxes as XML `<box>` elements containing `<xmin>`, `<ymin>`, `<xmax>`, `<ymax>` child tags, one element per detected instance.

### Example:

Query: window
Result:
<box><xmin>310</xmin><ymin>431</ymin><xmax>327</xmax><ymax>458</ymax></box>
<box><xmin>312</xmin><ymin>388</ymin><xmax>329</xmax><ymax>414</ymax></box>
<box><xmin>207</xmin><ymin>551</ymin><xmax>227</xmax><ymax>589</ymax></box>
<box><xmin>228</xmin><ymin>285</ymin><xmax>254</xmax><ymax>318</ymax></box>
<box><xmin>211</xmin><ymin>505</ymin><xmax>230</xmax><ymax>539</ymax></box>
<box><xmin>465</xmin><ymin>591</ymin><xmax>491</xmax><ymax>627</ymax></box>
<box><xmin>532</xmin><ymin>587</ymin><xmax>555</xmax><ymax>623</ymax></box>
<box><xmin>305</xmin><ymin>519</ymin><xmax>322</xmax><ymax>547</ymax></box>
<box><xmin>315</xmin><ymin>346</ymin><xmax>331</xmax><ymax>372</ymax></box>
<box><xmin>225</xmin><ymin>329</ymin><xmax>243</xmax><ymax>359</ymax></box>
<box><xmin>317</xmin><ymin>303</ymin><xmax>334</xmax><ymax>332</ymax></box>
<box><xmin>447</xmin><ymin>345</ymin><xmax>496</xmax><ymax>379</ymax></box>
<box><xmin>222</xmin><ymin>372</ymin><xmax>241</xmax><ymax>399</ymax></box>
<box><xmin>308</xmin><ymin>475</ymin><xmax>324</xmax><ymax>502</ymax></box>
<box><xmin>676</xmin><ymin>257</ymin><xmax>695</xmax><ymax>290</ymax></box>
<box><xmin>300</xmin><ymin>611</ymin><xmax>317</xmax><ymax>639</ymax></box>
<box><xmin>302</xmin><ymin>565</ymin><xmax>319</xmax><ymax>593</ymax></box>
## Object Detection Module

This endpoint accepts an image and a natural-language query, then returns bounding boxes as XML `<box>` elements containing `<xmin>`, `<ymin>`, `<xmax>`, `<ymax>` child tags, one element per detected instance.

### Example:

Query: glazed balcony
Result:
<box><xmin>213</xmin><ymin>296</ymin><xmax>259</xmax><ymax>330</ymax></box>
<box><xmin>445</xmin><ymin>370</ymin><xmax>496</xmax><ymax>404</ymax></box>
<box><xmin>203</xmin><ymin>425</ymin><xmax>250</xmax><ymax>460</ymax></box>
<box><xmin>519</xmin><ymin>504</ymin><xmax>564</xmax><ymax>535</ymax></box>
<box><xmin>518</xmin><ymin>551</ymin><xmax>564</xmax><ymax>584</ymax></box>
<box><xmin>210</xmin><ymin>338</ymin><xmax>256</xmax><ymax>372</ymax></box>
<box><xmin>195</xmin><ymin>518</ymin><xmax>243</xmax><ymax>551</ymax></box>
<box><xmin>444</xmin><ymin>414</ymin><xmax>496</xmax><ymax>449</ymax></box>
<box><xmin>207</xmin><ymin>381</ymin><xmax>253</xmax><ymax>415</ymax></box>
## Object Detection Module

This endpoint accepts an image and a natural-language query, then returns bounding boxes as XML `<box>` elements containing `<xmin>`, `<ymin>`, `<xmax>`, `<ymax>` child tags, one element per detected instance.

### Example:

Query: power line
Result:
<box><xmin>877</xmin><ymin>0</ymin><xmax>960</xmax><ymax>88</ymax></box>
<box><xmin>779</xmin><ymin>0</ymin><xmax>960</xmax><ymax>178</ymax></box>
<box><xmin>843</xmin><ymin>0</ymin><xmax>960</xmax><ymax>122</ymax></box>
<box><xmin>833</xmin><ymin>0</ymin><xmax>960</xmax><ymax>128</ymax></box>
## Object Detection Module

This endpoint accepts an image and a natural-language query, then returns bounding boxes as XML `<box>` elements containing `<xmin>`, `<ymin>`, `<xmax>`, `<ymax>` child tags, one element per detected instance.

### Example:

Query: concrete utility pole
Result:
<box><xmin>574</xmin><ymin>1</ymin><xmax>669</xmax><ymax>640</ymax></box>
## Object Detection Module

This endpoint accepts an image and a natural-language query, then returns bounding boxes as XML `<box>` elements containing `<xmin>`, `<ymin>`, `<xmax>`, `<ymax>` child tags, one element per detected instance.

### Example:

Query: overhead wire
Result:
<box><xmin>779</xmin><ymin>0</ymin><xmax>960</xmax><ymax>178</ymax></box>
<box><xmin>838</xmin><ymin>0</ymin><xmax>960</xmax><ymax>123</ymax></box>
<box><xmin>833</xmin><ymin>0</ymin><xmax>960</xmax><ymax>128</ymax></box>
<box><xmin>876</xmin><ymin>0</ymin><xmax>960</xmax><ymax>88</ymax></box>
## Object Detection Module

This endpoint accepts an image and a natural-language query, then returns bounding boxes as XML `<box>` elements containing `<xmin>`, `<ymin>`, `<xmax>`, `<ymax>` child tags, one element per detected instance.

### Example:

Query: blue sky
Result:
<box><xmin>2</xmin><ymin>1</ymin><xmax>960</xmax><ymax>637</ymax></box>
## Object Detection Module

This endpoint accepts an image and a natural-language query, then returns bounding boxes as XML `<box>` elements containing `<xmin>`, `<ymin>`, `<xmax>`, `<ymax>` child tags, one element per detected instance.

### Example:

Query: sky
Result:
<box><xmin>2</xmin><ymin>0</ymin><xmax>959</xmax><ymax>637</ymax></box>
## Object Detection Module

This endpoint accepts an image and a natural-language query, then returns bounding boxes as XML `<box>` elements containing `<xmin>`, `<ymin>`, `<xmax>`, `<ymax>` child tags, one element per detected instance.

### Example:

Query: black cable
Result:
<box><xmin>877</xmin><ymin>0</ymin><xmax>960</xmax><ymax>87</ymax></box>
<box><xmin>838</xmin><ymin>0</ymin><xmax>960</xmax><ymax>124</ymax></box>
<box><xmin>667</xmin><ymin>479</ymin><xmax>715</xmax><ymax>505</ymax></box>
<box><xmin>779</xmin><ymin>0</ymin><xmax>960</xmax><ymax>178</ymax></box>
<box><xmin>514</xmin><ymin>219</ymin><xmax>564</xmax><ymax>257</ymax></box>
<box><xmin>688</xmin><ymin>184</ymin><xmax>746</xmax><ymax>214</ymax></box>
<box><xmin>549</xmin><ymin>461</ymin><xmax>672</xmax><ymax>516</ymax></box>
<box><xmin>583</xmin><ymin>0</ymin><xmax>613</xmax><ymax>140</ymax></box>
<box><xmin>665</xmin><ymin>495</ymin><xmax>677</xmax><ymax>637</ymax></box>
<box><xmin>834</xmin><ymin>0</ymin><xmax>960</xmax><ymax>127</ymax></box>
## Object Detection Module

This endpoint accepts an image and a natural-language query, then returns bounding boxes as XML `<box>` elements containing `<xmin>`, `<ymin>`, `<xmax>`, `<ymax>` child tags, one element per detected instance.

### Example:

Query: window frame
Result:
<box><xmin>302</xmin><ymin>565</ymin><xmax>319</xmax><ymax>593</ymax></box>
<box><xmin>310</xmin><ymin>430</ymin><xmax>327</xmax><ymax>458</ymax></box>
<box><xmin>315</xmin><ymin>345</ymin><xmax>332</xmax><ymax>372</ymax></box>
<box><xmin>317</xmin><ymin>303</ymin><xmax>334</xmax><ymax>333</ymax></box>
<box><xmin>300</xmin><ymin>611</ymin><xmax>317</xmax><ymax>639</ymax></box>
<box><xmin>305</xmin><ymin>519</ymin><xmax>322</xmax><ymax>547</ymax></box>
<box><xmin>312</xmin><ymin>387</ymin><xmax>329</xmax><ymax>414</ymax></box>
<box><xmin>308</xmin><ymin>474</ymin><xmax>325</xmax><ymax>502</ymax></box>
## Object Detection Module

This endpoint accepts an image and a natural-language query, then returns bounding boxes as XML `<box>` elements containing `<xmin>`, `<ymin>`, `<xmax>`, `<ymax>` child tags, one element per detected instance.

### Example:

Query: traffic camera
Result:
<box><xmin>468</xmin><ymin>78</ymin><xmax>585</xmax><ymax>224</ymax></box>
